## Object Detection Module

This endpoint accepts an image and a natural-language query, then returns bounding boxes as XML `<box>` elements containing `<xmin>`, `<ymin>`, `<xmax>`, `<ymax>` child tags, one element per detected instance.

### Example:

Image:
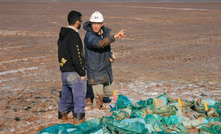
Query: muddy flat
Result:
<box><xmin>0</xmin><ymin>1</ymin><xmax>220</xmax><ymax>133</ymax></box>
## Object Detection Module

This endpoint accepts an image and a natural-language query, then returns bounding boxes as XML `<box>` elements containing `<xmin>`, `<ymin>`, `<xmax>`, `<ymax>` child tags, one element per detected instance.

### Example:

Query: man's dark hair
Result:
<box><xmin>68</xmin><ymin>10</ymin><xmax>82</xmax><ymax>25</ymax></box>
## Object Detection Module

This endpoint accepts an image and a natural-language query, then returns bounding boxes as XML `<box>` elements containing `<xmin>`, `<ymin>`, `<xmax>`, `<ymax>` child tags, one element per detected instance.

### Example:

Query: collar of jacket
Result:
<box><xmin>100</xmin><ymin>29</ymin><xmax>104</xmax><ymax>38</ymax></box>
<box><xmin>67</xmin><ymin>25</ymin><xmax>78</xmax><ymax>33</ymax></box>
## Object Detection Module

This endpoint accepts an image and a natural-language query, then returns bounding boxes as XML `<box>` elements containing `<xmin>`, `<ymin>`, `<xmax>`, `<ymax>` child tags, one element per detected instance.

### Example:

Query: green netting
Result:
<box><xmin>130</xmin><ymin>108</ymin><xmax>148</xmax><ymax>118</ymax></box>
<box><xmin>107</xmin><ymin>118</ymin><xmax>146</xmax><ymax>133</ymax></box>
<box><xmin>162</xmin><ymin>115</ymin><xmax>190</xmax><ymax>126</ymax></box>
<box><xmin>153</xmin><ymin>105</ymin><xmax>177</xmax><ymax>116</ymax></box>
<box><xmin>112</xmin><ymin>94</ymin><xmax>132</xmax><ymax>110</ymax></box>
<box><xmin>192</xmin><ymin>99</ymin><xmax>221</xmax><ymax>114</ymax></box>
<box><xmin>38</xmin><ymin>123</ymin><xmax>78</xmax><ymax>134</ymax></box>
<box><xmin>206</xmin><ymin>107</ymin><xmax>219</xmax><ymax>118</ymax></box>
<box><xmin>38</xmin><ymin>118</ymin><xmax>100</xmax><ymax>134</ymax></box>
<box><xmin>144</xmin><ymin>114</ymin><xmax>166</xmax><ymax>132</ymax></box>
<box><xmin>169</xmin><ymin>103</ymin><xmax>184</xmax><ymax>116</ymax></box>
<box><xmin>199</xmin><ymin>121</ymin><xmax>221</xmax><ymax>133</ymax></box>
<box><xmin>38</xmin><ymin>93</ymin><xmax>221</xmax><ymax>134</ymax></box>
<box><xmin>111</xmin><ymin>110</ymin><xmax>130</xmax><ymax>120</ymax></box>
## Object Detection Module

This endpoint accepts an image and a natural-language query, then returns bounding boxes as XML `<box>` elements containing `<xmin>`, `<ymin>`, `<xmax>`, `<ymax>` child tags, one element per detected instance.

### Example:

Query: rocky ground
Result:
<box><xmin>0</xmin><ymin>1</ymin><xmax>220</xmax><ymax>133</ymax></box>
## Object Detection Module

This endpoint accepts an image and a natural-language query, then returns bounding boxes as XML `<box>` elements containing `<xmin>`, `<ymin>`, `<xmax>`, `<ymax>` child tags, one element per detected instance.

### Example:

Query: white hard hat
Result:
<box><xmin>90</xmin><ymin>11</ymin><xmax>104</xmax><ymax>23</ymax></box>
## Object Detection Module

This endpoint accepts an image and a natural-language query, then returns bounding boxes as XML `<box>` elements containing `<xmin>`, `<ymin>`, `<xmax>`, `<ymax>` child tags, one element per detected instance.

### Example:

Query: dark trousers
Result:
<box><xmin>58</xmin><ymin>72</ymin><xmax>86</xmax><ymax>114</ymax></box>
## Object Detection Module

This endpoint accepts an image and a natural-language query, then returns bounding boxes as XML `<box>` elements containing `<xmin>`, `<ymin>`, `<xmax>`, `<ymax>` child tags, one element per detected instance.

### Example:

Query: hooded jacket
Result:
<box><xmin>83</xmin><ymin>21</ymin><xmax>115</xmax><ymax>85</ymax></box>
<box><xmin>57</xmin><ymin>27</ymin><xmax>85</xmax><ymax>76</ymax></box>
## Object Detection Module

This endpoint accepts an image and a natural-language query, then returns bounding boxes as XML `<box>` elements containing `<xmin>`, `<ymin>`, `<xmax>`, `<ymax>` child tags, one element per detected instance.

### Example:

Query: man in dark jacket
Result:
<box><xmin>57</xmin><ymin>10</ymin><xmax>86</xmax><ymax>125</ymax></box>
<box><xmin>83</xmin><ymin>11</ymin><xmax>125</xmax><ymax>109</ymax></box>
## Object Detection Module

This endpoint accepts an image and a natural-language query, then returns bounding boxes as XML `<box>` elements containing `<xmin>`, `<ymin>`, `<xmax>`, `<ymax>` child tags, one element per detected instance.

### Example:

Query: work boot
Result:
<box><xmin>73</xmin><ymin>113</ymin><xmax>85</xmax><ymax>125</ymax></box>
<box><xmin>86</xmin><ymin>97</ymin><xmax>93</xmax><ymax>105</ymax></box>
<box><xmin>58</xmin><ymin>111</ymin><xmax>68</xmax><ymax>120</ymax></box>
<box><xmin>103</xmin><ymin>97</ymin><xmax>111</xmax><ymax>103</ymax></box>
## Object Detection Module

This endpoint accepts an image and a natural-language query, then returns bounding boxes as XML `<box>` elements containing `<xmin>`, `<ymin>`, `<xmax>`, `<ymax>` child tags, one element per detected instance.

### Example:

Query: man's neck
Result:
<box><xmin>68</xmin><ymin>25</ymin><xmax>78</xmax><ymax>33</ymax></box>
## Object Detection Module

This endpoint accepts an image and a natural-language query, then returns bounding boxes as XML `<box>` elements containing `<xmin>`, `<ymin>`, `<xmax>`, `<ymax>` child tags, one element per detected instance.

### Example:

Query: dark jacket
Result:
<box><xmin>83</xmin><ymin>21</ymin><xmax>115</xmax><ymax>85</ymax></box>
<box><xmin>57</xmin><ymin>27</ymin><xmax>85</xmax><ymax>76</ymax></box>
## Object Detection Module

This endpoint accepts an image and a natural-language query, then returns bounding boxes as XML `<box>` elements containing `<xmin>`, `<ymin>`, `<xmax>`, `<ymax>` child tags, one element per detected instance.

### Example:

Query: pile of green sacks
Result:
<box><xmin>38</xmin><ymin>93</ymin><xmax>221</xmax><ymax>134</ymax></box>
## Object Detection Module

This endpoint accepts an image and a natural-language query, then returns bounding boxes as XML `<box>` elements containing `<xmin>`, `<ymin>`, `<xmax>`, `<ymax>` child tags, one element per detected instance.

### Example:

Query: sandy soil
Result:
<box><xmin>0</xmin><ymin>1</ymin><xmax>220</xmax><ymax>133</ymax></box>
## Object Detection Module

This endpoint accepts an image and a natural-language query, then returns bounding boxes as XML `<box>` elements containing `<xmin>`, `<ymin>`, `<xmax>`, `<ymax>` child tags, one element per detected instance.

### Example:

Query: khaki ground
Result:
<box><xmin>0</xmin><ymin>1</ymin><xmax>220</xmax><ymax>133</ymax></box>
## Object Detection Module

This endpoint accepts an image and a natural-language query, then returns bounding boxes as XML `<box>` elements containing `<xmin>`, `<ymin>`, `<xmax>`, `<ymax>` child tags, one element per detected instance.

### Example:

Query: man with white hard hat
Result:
<box><xmin>83</xmin><ymin>11</ymin><xmax>125</xmax><ymax>109</ymax></box>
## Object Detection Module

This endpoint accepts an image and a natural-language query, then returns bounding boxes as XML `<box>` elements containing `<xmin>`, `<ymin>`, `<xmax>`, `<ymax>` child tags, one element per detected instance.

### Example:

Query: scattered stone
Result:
<box><xmin>25</xmin><ymin>106</ymin><xmax>31</xmax><ymax>110</ymax></box>
<box><xmin>15</xmin><ymin>117</ymin><xmax>20</xmax><ymax>121</ymax></box>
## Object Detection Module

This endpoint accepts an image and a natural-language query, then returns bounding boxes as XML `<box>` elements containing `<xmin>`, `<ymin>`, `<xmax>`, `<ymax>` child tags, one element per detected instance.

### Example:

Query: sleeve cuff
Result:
<box><xmin>108</xmin><ymin>35</ymin><xmax>115</xmax><ymax>42</ymax></box>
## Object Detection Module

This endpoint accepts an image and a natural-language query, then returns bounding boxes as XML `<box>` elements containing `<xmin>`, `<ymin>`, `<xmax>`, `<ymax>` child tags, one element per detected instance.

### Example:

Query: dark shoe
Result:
<box><xmin>58</xmin><ymin>111</ymin><xmax>68</xmax><ymax>120</ymax></box>
<box><xmin>73</xmin><ymin>113</ymin><xmax>85</xmax><ymax>125</ymax></box>
<box><xmin>103</xmin><ymin>97</ymin><xmax>111</xmax><ymax>103</ymax></box>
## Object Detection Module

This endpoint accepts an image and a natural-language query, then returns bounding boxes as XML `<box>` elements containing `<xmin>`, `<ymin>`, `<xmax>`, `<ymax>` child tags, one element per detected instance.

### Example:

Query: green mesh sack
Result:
<box><xmin>136</xmin><ymin>100</ymin><xmax>148</xmax><ymax>108</ymax></box>
<box><xmin>111</xmin><ymin>94</ymin><xmax>132</xmax><ymax>111</ymax></box>
<box><xmin>162</xmin><ymin>115</ymin><xmax>189</xmax><ymax>126</ymax></box>
<box><xmin>100</xmin><ymin>116</ymin><xmax>115</xmax><ymax>126</ymax></box>
<box><xmin>130</xmin><ymin>108</ymin><xmax>147</xmax><ymax>119</ymax></box>
<box><xmin>169</xmin><ymin>103</ymin><xmax>184</xmax><ymax>116</ymax></box>
<box><xmin>146</xmin><ymin>98</ymin><xmax>154</xmax><ymax>107</ymax></box>
<box><xmin>149</xmin><ymin>132</ymin><xmax>172</xmax><ymax>134</ymax></box>
<box><xmin>153</xmin><ymin>105</ymin><xmax>177</xmax><ymax>116</ymax></box>
<box><xmin>157</xmin><ymin>92</ymin><xmax>175</xmax><ymax>104</ymax></box>
<box><xmin>169</xmin><ymin>123</ymin><xmax>188</xmax><ymax>134</ymax></box>
<box><xmin>90</xmin><ymin>126</ymin><xmax>112</xmax><ymax>134</ymax></box>
<box><xmin>111</xmin><ymin>110</ymin><xmax>130</xmax><ymax>121</ymax></box>
<box><xmin>144</xmin><ymin>114</ymin><xmax>163</xmax><ymax>122</ymax></box>
<box><xmin>144</xmin><ymin>114</ymin><xmax>166</xmax><ymax>132</ymax></box>
<box><xmin>170</xmin><ymin>98</ymin><xmax>193</xmax><ymax>108</ymax></box>
<box><xmin>121</xmin><ymin>108</ymin><xmax>132</xmax><ymax>116</ymax></box>
<box><xmin>205</xmin><ymin>117</ymin><xmax>221</xmax><ymax>122</ymax></box>
<box><xmin>141</xmin><ymin>129</ymin><xmax>173</xmax><ymax>134</ymax></box>
<box><xmin>203</xmin><ymin>99</ymin><xmax>221</xmax><ymax>114</ymax></box>
<box><xmin>129</xmin><ymin>103</ymin><xmax>143</xmax><ymax>111</ymax></box>
<box><xmin>38</xmin><ymin>123</ymin><xmax>79</xmax><ymax>134</ymax></box>
<box><xmin>154</xmin><ymin>98</ymin><xmax>167</xmax><ymax>108</ymax></box>
<box><xmin>129</xmin><ymin>100</ymin><xmax>147</xmax><ymax>111</ymax></box>
<box><xmin>182</xmin><ymin>117</ymin><xmax>209</xmax><ymax>128</ymax></box>
<box><xmin>138</xmin><ymin>129</ymin><xmax>173</xmax><ymax>134</ymax></box>
<box><xmin>199</xmin><ymin>121</ymin><xmax>221</xmax><ymax>133</ymax></box>
<box><xmin>76</xmin><ymin>118</ymin><xmax>100</xmax><ymax>132</ymax></box>
<box><xmin>201</xmin><ymin>99</ymin><xmax>217</xmax><ymax>106</ymax></box>
<box><xmin>38</xmin><ymin>118</ymin><xmax>100</xmax><ymax>134</ymax></box>
<box><xmin>215</xmin><ymin>100</ymin><xmax>221</xmax><ymax>114</ymax></box>
<box><xmin>215</xmin><ymin>106</ymin><xmax>221</xmax><ymax>115</ymax></box>
<box><xmin>106</xmin><ymin>118</ymin><xmax>146</xmax><ymax>133</ymax></box>
<box><xmin>192</xmin><ymin>100</ymin><xmax>206</xmax><ymax>113</ymax></box>
<box><xmin>206</xmin><ymin>107</ymin><xmax>219</xmax><ymax>118</ymax></box>
<box><xmin>157</xmin><ymin>93</ymin><xmax>168</xmax><ymax>101</ymax></box>
<box><xmin>140</xmin><ymin>129</ymin><xmax>152</xmax><ymax>134</ymax></box>
<box><xmin>193</xmin><ymin>99</ymin><xmax>220</xmax><ymax>114</ymax></box>
<box><xmin>127</xmin><ymin>100</ymin><xmax>147</xmax><ymax>109</ymax></box>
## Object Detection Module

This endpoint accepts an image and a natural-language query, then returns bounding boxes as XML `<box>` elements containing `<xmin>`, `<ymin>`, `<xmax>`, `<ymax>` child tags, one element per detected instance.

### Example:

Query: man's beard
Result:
<box><xmin>77</xmin><ymin>23</ymin><xmax>81</xmax><ymax>29</ymax></box>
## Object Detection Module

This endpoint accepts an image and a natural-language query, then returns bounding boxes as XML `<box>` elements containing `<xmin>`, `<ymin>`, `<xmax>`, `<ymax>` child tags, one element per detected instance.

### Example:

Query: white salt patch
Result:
<box><xmin>149</xmin><ymin>82</ymin><xmax>158</xmax><ymax>86</ymax></box>
<box><xmin>0</xmin><ymin>56</ymin><xmax>47</xmax><ymax>64</ymax></box>
<box><xmin>135</xmin><ymin>18</ymin><xmax>143</xmax><ymax>20</ymax></box>
<box><xmin>0</xmin><ymin>58</ymin><xmax>28</xmax><ymax>64</ymax></box>
<box><xmin>144</xmin><ymin>92</ymin><xmax>159</xmax><ymax>96</ymax></box>
<box><xmin>0</xmin><ymin>67</ymin><xmax>38</xmax><ymax>75</ymax></box>
<box><xmin>0</xmin><ymin>78</ymin><xmax>17</xmax><ymax>83</ymax></box>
